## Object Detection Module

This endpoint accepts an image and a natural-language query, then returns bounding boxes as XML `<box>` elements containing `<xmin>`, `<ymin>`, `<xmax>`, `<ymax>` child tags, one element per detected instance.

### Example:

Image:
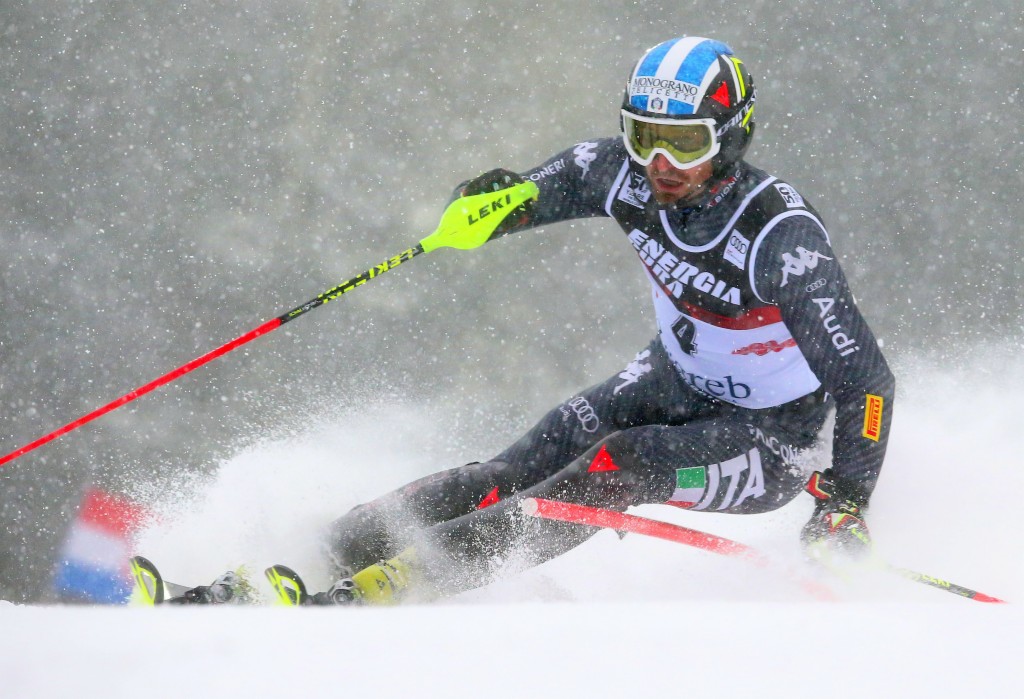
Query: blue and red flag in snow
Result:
<box><xmin>53</xmin><ymin>488</ymin><xmax>147</xmax><ymax>603</ymax></box>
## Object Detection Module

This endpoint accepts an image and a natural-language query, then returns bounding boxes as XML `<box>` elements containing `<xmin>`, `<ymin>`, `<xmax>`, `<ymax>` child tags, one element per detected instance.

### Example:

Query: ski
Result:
<box><xmin>129</xmin><ymin>555</ymin><xmax>192</xmax><ymax>605</ymax></box>
<box><xmin>130</xmin><ymin>555</ymin><xmax>317</xmax><ymax>606</ymax></box>
<box><xmin>129</xmin><ymin>555</ymin><xmax>259</xmax><ymax>605</ymax></box>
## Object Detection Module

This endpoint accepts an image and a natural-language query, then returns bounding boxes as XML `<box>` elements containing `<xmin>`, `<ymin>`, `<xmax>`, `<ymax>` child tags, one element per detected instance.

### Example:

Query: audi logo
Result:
<box><xmin>567</xmin><ymin>397</ymin><xmax>600</xmax><ymax>433</ymax></box>
<box><xmin>805</xmin><ymin>278</ymin><xmax>827</xmax><ymax>293</ymax></box>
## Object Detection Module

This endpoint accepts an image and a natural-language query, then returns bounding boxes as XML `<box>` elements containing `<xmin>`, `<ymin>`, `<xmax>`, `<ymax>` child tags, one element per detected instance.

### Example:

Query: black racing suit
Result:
<box><xmin>325</xmin><ymin>138</ymin><xmax>895</xmax><ymax>595</ymax></box>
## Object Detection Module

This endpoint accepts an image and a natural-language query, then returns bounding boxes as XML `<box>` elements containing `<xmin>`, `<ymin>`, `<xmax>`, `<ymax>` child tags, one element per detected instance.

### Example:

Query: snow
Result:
<box><xmin>2</xmin><ymin>602</ymin><xmax>1017</xmax><ymax>697</ymax></box>
<box><xmin>2</xmin><ymin>348</ymin><xmax>1023</xmax><ymax>697</ymax></box>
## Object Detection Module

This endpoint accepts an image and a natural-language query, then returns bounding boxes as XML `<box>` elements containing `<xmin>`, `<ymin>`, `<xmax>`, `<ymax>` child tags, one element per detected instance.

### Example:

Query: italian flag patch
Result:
<box><xmin>670</xmin><ymin>466</ymin><xmax>707</xmax><ymax>508</ymax></box>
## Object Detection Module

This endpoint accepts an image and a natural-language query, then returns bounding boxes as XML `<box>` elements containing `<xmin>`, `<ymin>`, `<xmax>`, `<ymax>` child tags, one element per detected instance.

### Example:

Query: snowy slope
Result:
<box><xmin>2</xmin><ymin>348</ymin><xmax>1022</xmax><ymax>698</ymax></box>
<box><xmin>3</xmin><ymin>601</ymin><xmax>1018</xmax><ymax>698</ymax></box>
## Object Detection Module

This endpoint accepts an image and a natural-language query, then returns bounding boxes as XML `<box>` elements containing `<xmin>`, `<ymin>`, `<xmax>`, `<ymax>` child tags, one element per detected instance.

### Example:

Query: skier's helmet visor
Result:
<box><xmin>621</xmin><ymin>111</ymin><xmax>720</xmax><ymax>169</ymax></box>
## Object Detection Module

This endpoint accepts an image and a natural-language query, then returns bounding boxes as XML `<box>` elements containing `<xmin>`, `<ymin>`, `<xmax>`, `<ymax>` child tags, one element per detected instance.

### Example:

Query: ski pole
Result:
<box><xmin>523</xmin><ymin>498</ymin><xmax>1007</xmax><ymax>604</ymax></box>
<box><xmin>521</xmin><ymin>497</ymin><xmax>837</xmax><ymax>601</ymax></box>
<box><xmin>0</xmin><ymin>182</ymin><xmax>539</xmax><ymax>469</ymax></box>
<box><xmin>887</xmin><ymin>565</ymin><xmax>1006</xmax><ymax>603</ymax></box>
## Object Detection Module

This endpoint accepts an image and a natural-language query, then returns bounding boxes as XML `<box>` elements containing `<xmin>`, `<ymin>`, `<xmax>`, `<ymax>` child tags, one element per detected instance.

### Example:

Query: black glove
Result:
<box><xmin>800</xmin><ymin>469</ymin><xmax>872</xmax><ymax>561</ymax></box>
<box><xmin>459</xmin><ymin>168</ymin><xmax>534</xmax><ymax>238</ymax></box>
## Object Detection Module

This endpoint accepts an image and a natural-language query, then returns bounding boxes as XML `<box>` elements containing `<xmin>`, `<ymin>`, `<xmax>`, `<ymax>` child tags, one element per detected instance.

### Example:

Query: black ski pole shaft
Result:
<box><xmin>888</xmin><ymin>565</ymin><xmax>1006</xmax><ymax>603</ymax></box>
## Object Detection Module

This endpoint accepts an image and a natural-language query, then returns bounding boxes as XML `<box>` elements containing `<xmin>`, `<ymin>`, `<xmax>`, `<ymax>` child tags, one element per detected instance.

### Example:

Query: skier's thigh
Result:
<box><xmin>601</xmin><ymin>419</ymin><xmax>808</xmax><ymax>514</ymax></box>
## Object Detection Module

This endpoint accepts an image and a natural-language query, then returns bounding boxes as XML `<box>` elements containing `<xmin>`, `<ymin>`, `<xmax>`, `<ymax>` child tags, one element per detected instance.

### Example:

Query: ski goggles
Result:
<box><xmin>621</xmin><ymin>111</ymin><xmax>721</xmax><ymax>170</ymax></box>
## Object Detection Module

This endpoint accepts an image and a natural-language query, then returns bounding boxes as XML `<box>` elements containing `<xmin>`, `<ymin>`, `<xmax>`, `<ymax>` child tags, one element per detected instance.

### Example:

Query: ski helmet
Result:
<box><xmin>621</xmin><ymin>37</ymin><xmax>756</xmax><ymax>176</ymax></box>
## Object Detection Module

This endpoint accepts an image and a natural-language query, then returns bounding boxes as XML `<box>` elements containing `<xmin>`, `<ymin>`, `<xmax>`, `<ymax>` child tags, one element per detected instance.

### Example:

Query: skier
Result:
<box><xmin>185</xmin><ymin>36</ymin><xmax>895</xmax><ymax>605</ymax></box>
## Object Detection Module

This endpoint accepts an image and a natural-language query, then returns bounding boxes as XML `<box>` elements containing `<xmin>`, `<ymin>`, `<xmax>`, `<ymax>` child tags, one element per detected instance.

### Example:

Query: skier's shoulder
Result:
<box><xmin>523</xmin><ymin>136</ymin><xmax>626</xmax><ymax>186</ymax></box>
<box><xmin>733</xmin><ymin>163</ymin><xmax>824</xmax><ymax>223</ymax></box>
<box><xmin>734</xmin><ymin>164</ymin><xmax>843</xmax><ymax>302</ymax></box>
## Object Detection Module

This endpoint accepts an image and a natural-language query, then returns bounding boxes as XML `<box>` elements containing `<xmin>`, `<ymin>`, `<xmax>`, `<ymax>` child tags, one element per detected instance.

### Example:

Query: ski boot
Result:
<box><xmin>265</xmin><ymin>564</ymin><xmax>361</xmax><ymax>606</ymax></box>
<box><xmin>168</xmin><ymin>569</ymin><xmax>256</xmax><ymax>605</ymax></box>
<box><xmin>265</xmin><ymin>548</ymin><xmax>419</xmax><ymax>607</ymax></box>
<box><xmin>307</xmin><ymin>578</ymin><xmax>361</xmax><ymax>606</ymax></box>
<box><xmin>314</xmin><ymin>550</ymin><xmax>418</xmax><ymax>605</ymax></box>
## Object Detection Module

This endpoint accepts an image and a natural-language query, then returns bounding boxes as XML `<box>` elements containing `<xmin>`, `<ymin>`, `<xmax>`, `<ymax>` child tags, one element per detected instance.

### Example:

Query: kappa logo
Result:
<box><xmin>613</xmin><ymin>349</ymin><xmax>653</xmax><ymax>395</ymax></box>
<box><xmin>617</xmin><ymin>172</ymin><xmax>651</xmax><ymax>208</ymax></box>
<box><xmin>779</xmin><ymin>246</ymin><xmax>832</xmax><ymax>287</ymax></box>
<box><xmin>573</xmin><ymin>141</ymin><xmax>598</xmax><ymax>179</ymax></box>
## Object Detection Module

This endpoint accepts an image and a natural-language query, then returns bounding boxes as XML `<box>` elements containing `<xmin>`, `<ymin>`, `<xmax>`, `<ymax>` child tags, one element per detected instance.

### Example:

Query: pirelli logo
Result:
<box><xmin>862</xmin><ymin>394</ymin><xmax>884</xmax><ymax>441</ymax></box>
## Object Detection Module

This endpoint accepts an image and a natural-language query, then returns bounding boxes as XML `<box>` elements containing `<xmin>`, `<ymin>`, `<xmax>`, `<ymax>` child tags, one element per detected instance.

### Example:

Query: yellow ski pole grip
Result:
<box><xmin>419</xmin><ymin>181</ymin><xmax>539</xmax><ymax>253</ymax></box>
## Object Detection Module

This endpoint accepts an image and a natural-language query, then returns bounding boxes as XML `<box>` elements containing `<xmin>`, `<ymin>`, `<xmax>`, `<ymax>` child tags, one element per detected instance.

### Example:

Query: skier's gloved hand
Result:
<box><xmin>459</xmin><ymin>168</ymin><xmax>534</xmax><ymax>238</ymax></box>
<box><xmin>800</xmin><ymin>469</ymin><xmax>872</xmax><ymax>561</ymax></box>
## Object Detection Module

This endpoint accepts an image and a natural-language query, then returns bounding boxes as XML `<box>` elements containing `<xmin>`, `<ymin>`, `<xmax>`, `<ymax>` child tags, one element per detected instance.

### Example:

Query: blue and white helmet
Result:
<box><xmin>621</xmin><ymin>37</ymin><xmax>756</xmax><ymax>175</ymax></box>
